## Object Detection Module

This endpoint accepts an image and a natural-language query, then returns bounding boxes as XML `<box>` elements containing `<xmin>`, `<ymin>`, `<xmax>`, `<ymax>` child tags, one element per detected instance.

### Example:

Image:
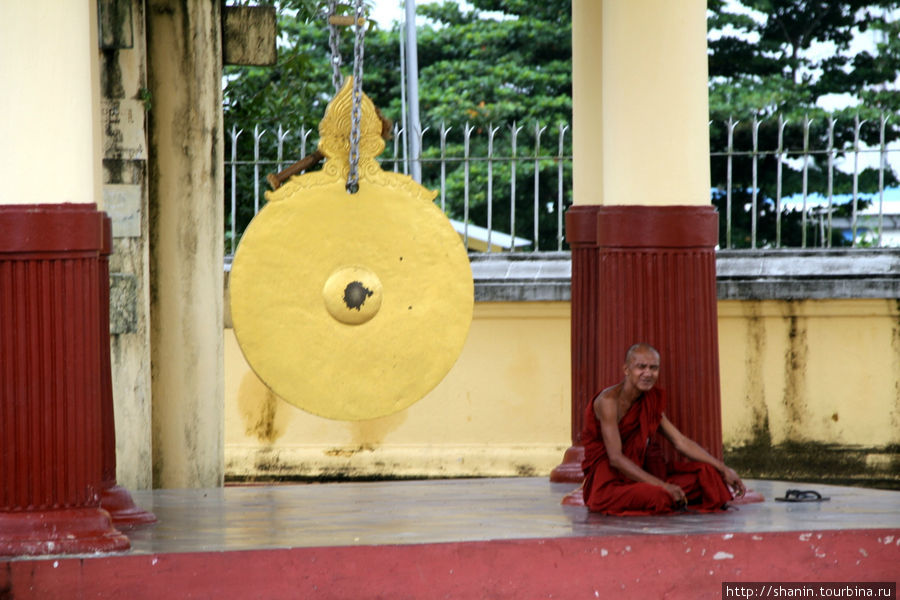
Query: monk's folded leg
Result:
<box><xmin>587</xmin><ymin>482</ymin><xmax>674</xmax><ymax>515</ymax></box>
<box><xmin>666</xmin><ymin>462</ymin><xmax>732</xmax><ymax>512</ymax></box>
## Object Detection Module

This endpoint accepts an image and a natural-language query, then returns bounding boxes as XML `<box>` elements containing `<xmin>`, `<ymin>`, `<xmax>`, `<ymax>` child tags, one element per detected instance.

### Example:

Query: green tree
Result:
<box><xmin>224</xmin><ymin>1</ymin><xmax>898</xmax><ymax>252</ymax></box>
<box><xmin>224</xmin><ymin>0</ymin><xmax>572</xmax><ymax>251</ymax></box>
<box><xmin>409</xmin><ymin>1</ymin><xmax>572</xmax><ymax>251</ymax></box>
<box><xmin>708</xmin><ymin>0</ymin><xmax>900</xmax><ymax>248</ymax></box>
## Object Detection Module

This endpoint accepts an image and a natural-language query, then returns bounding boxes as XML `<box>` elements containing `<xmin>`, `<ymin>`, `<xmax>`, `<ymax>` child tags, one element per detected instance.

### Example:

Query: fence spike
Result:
<box><xmin>223</xmin><ymin>111</ymin><xmax>897</xmax><ymax>256</ymax></box>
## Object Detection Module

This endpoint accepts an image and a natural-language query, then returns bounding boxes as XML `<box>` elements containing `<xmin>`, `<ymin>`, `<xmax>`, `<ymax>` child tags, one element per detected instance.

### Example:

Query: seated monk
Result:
<box><xmin>581</xmin><ymin>343</ymin><xmax>745</xmax><ymax>515</ymax></box>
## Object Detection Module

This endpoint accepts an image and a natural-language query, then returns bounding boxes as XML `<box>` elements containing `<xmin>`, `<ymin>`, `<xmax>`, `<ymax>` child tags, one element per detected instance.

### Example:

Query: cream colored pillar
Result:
<box><xmin>600</xmin><ymin>0</ymin><xmax>711</xmax><ymax>206</ymax></box>
<box><xmin>572</xmin><ymin>0</ymin><xmax>710</xmax><ymax>208</ymax></box>
<box><xmin>0</xmin><ymin>2</ymin><xmax>100</xmax><ymax>206</ymax></box>
<box><xmin>147</xmin><ymin>0</ymin><xmax>225</xmax><ymax>488</ymax></box>
<box><xmin>571</xmin><ymin>0</ymin><xmax>603</xmax><ymax>207</ymax></box>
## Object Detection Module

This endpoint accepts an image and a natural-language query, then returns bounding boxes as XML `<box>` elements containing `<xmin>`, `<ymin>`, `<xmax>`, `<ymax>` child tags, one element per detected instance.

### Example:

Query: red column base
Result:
<box><xmin>0</xmin><ymin>204</ymin><xmax>131</xmax><ymax>557</ymax></box>
<box><xmin>101</xmin><ymin>485</ymin><xmax>157</xmax><ymax>528</ymax></box>
<box><xmin>0</xmin><ymin>508</ymin><xmax>129</xmax><ymax>556</ymax></box>
<box><xmin>549</xmin><ymin>445</ymin><xmax>585</xmax><ymax>483</ymax></box>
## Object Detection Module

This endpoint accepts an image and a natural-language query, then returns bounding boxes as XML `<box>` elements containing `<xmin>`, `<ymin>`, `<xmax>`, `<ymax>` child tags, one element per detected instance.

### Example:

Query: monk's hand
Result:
<box><xmin>722</xmin><ymin>466</ymin><xmax>746</xmax><ymax>497</ymax></box>
<box><xmin>661</xmin><ymin>482</ymin><xmax>686</xmax><ymax>505</ymax></box>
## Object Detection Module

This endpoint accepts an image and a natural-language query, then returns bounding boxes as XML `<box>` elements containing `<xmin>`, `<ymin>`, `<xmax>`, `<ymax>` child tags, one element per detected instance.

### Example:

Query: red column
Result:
<box><xmin>550</xmin><ymin>205</ymin><xmax>601</xmax><ymax>482</ymax></box>
<box><xmin>98</xmin><ymin>217</ymin><xmax>156</xmax><ymax>527</ymax></box>
<box><xmin>552</xmin><ymin>205</ymin><xmax>723</xmax><ymax>483</ymax></box>
<box><xmin>0</xmin><ymin>204</ymin><xmax>130</xmax><ymax>556</ymax></box>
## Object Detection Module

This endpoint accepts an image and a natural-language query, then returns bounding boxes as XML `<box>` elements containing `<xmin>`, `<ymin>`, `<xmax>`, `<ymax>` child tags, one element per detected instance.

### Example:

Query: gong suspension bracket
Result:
<box><xmin>327</xmin><ymin>0</ymin><xmax>366</xmax><ymax>194</ymax></box>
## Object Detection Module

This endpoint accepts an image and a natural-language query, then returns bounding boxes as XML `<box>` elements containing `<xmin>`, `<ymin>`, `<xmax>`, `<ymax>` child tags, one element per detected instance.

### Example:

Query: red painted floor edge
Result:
<box><xmin>2</xmin><ymin>529</ymin><xmax>898</xmax><ymax>600</ymax></box>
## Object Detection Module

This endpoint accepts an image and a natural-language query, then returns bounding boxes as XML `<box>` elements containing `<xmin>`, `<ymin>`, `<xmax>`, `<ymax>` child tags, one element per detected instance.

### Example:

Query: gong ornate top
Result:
<box><xmin>229</xmin><ymin>78</ymin><xmax>474</xmax><ymax>421</ymax></box>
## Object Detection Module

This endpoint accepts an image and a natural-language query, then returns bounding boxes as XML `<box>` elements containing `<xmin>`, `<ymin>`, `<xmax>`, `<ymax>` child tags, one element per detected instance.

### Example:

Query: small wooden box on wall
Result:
<box><xmin>222</xmin><ymin>4</ymin><xmax>277</xmax><ymax>66</ymax></box>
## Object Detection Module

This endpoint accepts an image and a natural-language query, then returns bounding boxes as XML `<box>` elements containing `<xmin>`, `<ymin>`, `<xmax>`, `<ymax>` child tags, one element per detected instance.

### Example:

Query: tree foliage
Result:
<box><xmin>224</xmin><ymin>0</ymin><xmax>571</xmax><ymax>251</ymax></box>
<box><xmin>223</xmin><ymin>1</ymin><xmax>899</xmax><ymax>251</ymax></box>
<box><xmin>708</xmin><ymin>0</ymin><xmax>900</xmax><ymax>247</ymax></box>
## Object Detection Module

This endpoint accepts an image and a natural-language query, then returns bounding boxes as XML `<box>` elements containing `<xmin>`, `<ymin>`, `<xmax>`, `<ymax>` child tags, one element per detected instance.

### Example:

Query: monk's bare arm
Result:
<box><xmin>659</xmin><ymin>415</ymin><xmax>746</xmax><ymax>496</ymax></box>
<box><xmin>594</xmin><ymin>395</ymin><xmax>685</xmax><ymax>502</ymax></box>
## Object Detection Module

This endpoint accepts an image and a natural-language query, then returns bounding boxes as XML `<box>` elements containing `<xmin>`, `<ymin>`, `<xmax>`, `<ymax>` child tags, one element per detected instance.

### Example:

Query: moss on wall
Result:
<box><xmin>725</xmin><ymin>436</ymin><xmax>900</xmax><ymax>490</ymax></box>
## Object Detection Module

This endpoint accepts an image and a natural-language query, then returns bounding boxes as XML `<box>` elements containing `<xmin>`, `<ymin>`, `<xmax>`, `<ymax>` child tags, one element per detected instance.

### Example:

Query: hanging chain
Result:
<box><xmin>326</xmin><ymin>1</ymin><xmax>366</xmax><ymax>193</ymax></box>
<box><xmin>346</xmin><ymin>0</ymin><xmax>366</xmax><ymax>193</ymax></box>
<box><xmin>327</xmin><ymin>1</ymin><xmax>342</xmax><ymax>93</ymax></box>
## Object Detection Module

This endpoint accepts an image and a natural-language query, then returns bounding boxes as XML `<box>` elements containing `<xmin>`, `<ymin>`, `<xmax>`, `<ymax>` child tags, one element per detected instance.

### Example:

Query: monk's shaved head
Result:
<box><xmin>625</xmin><ymin>343</ymin><xmax>659</xmax><ymax>365</ymax></box>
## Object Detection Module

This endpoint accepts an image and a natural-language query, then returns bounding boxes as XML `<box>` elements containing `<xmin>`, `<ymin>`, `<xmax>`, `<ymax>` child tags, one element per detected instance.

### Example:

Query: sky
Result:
<box><xmin>369</xmin><ymin>0</ymin><xmax>506</xmax><ymax>28</ymax></box>
<box><xmin>366</xmin><ymin>0</ymin><xmax>898</xmax><ymax>213</ymax></box>
<box><xmin>369</xmin><ymin>0</ymin><xmax>445</xmax><ymax>28</ymax></box>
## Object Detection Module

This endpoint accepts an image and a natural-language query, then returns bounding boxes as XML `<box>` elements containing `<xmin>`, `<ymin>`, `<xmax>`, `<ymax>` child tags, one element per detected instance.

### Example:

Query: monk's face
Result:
<box><xmin>624</xmin><ymin>350</ymin><xmax>659</xmax><ymax>392</ymax></box>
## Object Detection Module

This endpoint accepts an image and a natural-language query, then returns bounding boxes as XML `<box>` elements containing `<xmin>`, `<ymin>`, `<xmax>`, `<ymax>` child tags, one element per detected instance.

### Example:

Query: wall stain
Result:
<box><xmin>515</xmin><ymin>464</ymin><xmax>537</xmax><ymax>477</ymax></box>
<box><xmin>744</xmin><ymin>302</ymin><xmax>769</xmax><ymax>442</ymax></box>
<box><xmin>315</xmin><ymin>411</ymin><xmax>410</xmax><ymax>464</ymax></box>
<box><xmin>348</xmin><ymin>410</ymin><xmax>408</xmax><ymax>450</ymax></box>
<box><xmin>324</xmin><ymin>447</ymin><xmax>366</xmax><ymax>457</ymax></box>
<box><xmin>237</xmin><ymin>372</ymin><xmax>289</xmax><ymax>444</ymax></box>
<box><xmin>250</xmin><ymin>448</ymin><xmax>290</xmax><ymax>476</ymax></box>
<box><xmin>890</xmin><ymin>299</ymin><xmax>900</xmax><ymax>435</ymax></box>
<box><xmin>783</xmin><ymin>301</ymin><xmax>808</xmax><ymax>439</ymax></box>
<box><xmin>151</xmin><ymin>422</ymin><xmax>164</xmax><ymax>488</ymax></box>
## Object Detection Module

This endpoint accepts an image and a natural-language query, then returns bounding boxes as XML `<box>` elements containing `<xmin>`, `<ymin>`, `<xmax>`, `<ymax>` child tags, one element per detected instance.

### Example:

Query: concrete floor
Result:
<box><xmin>114</xmin><ymin>477</ymin><xmax>900</xmax><ymax>555</ymax></box>
<box><xmin>3</xmin><ymin>478</ymin><xmax>897</xmax><ymax>599</ymax></box>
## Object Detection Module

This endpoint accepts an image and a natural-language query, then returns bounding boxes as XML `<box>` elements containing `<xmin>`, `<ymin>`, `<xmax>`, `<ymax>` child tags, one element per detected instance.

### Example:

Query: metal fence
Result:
<box><xmin>713</xmin><ymin>112</ymin><xmax>900</xmax><ymax>249</ymax></box>
<box><xmin>226</xmin><ymin>112</ymin><xmax>900</xmax><ymax>255</ymax></box>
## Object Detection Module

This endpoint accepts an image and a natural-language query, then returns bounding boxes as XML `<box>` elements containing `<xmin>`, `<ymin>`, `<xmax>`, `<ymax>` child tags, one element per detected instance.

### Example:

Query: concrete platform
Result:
<box><xmin>2</xmin><ymin>478</ymin><xmax>898</xmax><ymax>599</ymax></box>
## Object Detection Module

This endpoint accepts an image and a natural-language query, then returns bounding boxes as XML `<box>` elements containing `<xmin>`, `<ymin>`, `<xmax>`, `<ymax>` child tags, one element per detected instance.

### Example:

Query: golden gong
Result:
<box><xmin>229</xmin><ymin>78</ymin><xmax>474</xmax><ymax>421</ymax></box>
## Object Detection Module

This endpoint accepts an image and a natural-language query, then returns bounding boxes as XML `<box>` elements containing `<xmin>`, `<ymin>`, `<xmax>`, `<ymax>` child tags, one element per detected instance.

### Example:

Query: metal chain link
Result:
<box><xmin>346</xmin><ymin>0</ymin><xmax>366</xmax><ymax>193</ymax></box>
<box><xmin>327</xmin><ymin>1</ymin><xmax>342</xmax><ymax>93</ymax></box>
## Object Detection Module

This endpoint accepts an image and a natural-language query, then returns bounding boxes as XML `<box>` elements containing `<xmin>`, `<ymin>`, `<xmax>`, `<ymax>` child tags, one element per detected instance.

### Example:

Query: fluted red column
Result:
<box><xmin>552</xmin><ymin>205</ymin><xmax>723</xmax><ymax>483</ymax></box>
<box><xmin>0</xmin><ymin>204</ymin><xmax>129</xmax><ymax>555</ymax></box>
<box><xmin>550</xmin><ymin>205</ymin><xmax>602</xmax><ymax>482</ymax></box>
<box><xmin>98</xmin><ymin>217</ymin><xmax>156</xmax><ymax>527</ymax></box>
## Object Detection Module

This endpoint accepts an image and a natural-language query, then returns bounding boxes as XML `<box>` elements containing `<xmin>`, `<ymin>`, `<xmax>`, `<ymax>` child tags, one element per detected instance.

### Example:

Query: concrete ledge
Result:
<box><xmin>715</xmin><ymin>249</ymin><xmax>900</xmax><ymax>300</ymax></box>
<box><xmin>470</xmin><ymin>252</ymin><xmax>571</xmax><ymax>302</ymax></box>
<box><xmin>471</xmin><ymin>249</ymin><xmax>900</xmax><ymax>302</ymax></box>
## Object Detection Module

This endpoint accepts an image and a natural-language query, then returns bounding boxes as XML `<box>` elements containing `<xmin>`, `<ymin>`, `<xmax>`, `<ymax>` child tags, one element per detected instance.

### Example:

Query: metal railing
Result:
<box><xmin>226</xmin><ymin>121</ymin><xmax>572</xmax><ymax>255</ymax></box>
<box><xmin>226</xmin><ymin>111</ymin><xmax>900</xmax><ymax>255</ymax></box>
<box><xmin>714</xmin><ymin>112</ymin><xmax>899</xmax><ymax>249</ymax></box>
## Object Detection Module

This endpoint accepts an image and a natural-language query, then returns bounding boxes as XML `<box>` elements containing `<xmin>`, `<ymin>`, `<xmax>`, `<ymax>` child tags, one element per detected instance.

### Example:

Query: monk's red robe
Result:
<box><xmin>580</xmin><ymin>387</ymin><xmax>732</xmax><ymax>515</ymax></box>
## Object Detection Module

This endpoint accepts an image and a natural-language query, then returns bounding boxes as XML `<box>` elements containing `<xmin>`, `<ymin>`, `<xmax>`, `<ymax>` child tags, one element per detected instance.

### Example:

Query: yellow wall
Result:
<box><xmin>225</xmin><ymin>298</ymin><xmax>900</xmax><ymax>479</ymax></box>
<box><xmin>718</xmin><ymin>299</ymin><xmax>900</xmax><ymax>448</ymax></box>
<box><xmin>225</xmin><ymin>302</ymin><xmax>572</xmax><ymax>479</ymax></box>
